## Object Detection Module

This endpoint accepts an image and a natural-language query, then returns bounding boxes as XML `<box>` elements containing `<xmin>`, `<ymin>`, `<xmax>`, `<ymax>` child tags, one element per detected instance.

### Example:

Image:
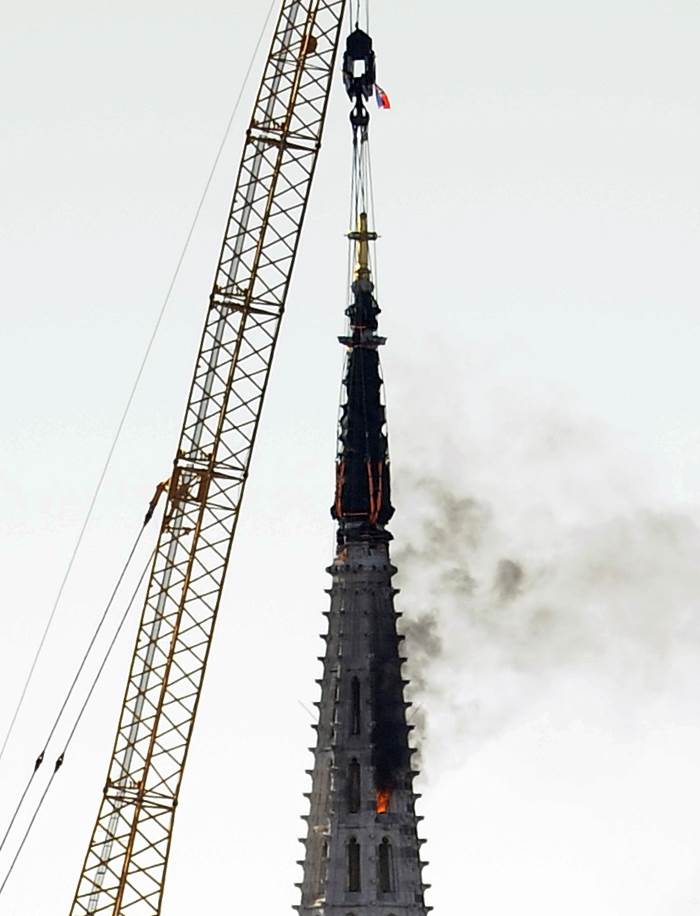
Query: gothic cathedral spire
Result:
<box><xmin>296</xmin><ymin>25</ymin><xmax>430</xmax><ymax>916</ymax></box>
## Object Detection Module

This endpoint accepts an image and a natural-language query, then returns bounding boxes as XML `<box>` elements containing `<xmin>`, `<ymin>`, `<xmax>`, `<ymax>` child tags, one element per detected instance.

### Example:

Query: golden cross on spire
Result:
<box><xmin>347</xmin><ymin>211</ymin><xmax>377</xmax><ymax>281</ymax></box>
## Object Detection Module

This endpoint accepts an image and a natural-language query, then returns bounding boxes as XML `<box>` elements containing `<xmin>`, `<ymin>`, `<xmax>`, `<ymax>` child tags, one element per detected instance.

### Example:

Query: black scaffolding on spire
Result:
<box><xmin>332</xmin><ymin>27</ymin><xmax>394</xmax><ymax>547</ymax></box>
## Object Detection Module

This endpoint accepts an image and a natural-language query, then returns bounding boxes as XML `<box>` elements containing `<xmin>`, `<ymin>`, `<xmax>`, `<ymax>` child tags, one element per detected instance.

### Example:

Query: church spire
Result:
<box><xmin>296</xmin><ymin>22</ymin><xmax>430</xmax><ymax>916</ymax></box>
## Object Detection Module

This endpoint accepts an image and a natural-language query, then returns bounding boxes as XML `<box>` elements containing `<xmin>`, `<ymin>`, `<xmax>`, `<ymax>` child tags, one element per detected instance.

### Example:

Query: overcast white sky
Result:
<box><xmin>2</xmin><ymin>1</ymin><xmax>700</xmax><ymax>913</ymax></box>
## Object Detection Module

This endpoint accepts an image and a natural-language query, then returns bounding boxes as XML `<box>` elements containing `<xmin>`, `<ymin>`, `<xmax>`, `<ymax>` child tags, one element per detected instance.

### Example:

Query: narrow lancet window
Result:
<box><xmin>348</xmin><ymin>758</ymin><xmax>361</xmax><ymax>812</ymax></box>
<box><xmin>378</xmin><ymin>837</ymin><xmax>394</xmax><ymax>893</ymax></box>
<box><xmin>347</xmin><ymin>837</ymin><xmax>361</xmax><ymax>892</ymax></box>
<box><xmin>351</xmin><ymin>677</ymin><xmax>361</xmax><ymax>734</ymax></box>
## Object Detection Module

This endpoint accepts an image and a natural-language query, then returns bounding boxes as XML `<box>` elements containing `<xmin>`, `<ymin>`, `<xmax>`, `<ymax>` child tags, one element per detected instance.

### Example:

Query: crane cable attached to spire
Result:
<box><xmin>332</xmin><ymin>20</ymin><xmax>394</xmax><ymax>544</ymax></box>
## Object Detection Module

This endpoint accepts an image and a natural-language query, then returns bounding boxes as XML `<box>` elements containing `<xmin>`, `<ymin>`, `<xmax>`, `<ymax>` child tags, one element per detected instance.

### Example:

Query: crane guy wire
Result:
<box><xmin>0</xmin><ymin>0</ymin><xmax>277</xmax><ymax>775</ymax></box>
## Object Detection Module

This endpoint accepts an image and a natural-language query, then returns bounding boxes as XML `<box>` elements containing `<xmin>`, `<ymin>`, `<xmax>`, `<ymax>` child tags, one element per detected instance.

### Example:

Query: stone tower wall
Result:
<box><xmin>297</xmin><ymin>541</ymin><xmax>429</xmax><ymax>915</ymax></box>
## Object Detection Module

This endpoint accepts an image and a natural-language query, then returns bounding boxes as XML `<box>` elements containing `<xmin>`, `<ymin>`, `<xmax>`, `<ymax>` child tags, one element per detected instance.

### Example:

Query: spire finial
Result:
<box><xmin>347</xmin><ymin>211</ymin><xmax>377</xmax><ymax>282</ymax></box>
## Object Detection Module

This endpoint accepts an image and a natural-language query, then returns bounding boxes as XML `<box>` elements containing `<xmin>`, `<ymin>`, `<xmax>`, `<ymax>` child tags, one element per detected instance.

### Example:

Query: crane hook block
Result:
<box><xmin>343</xmin><ymin>29</ymin><xmax>376</xmax><ymax>102</ymax></box>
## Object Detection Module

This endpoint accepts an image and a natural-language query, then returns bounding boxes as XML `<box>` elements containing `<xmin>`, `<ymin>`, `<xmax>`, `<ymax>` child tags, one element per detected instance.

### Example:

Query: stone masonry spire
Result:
<box><xmin>295</xmin><ymin>26</ymin><xmax>430</xmax><ymax>916</ymax></box>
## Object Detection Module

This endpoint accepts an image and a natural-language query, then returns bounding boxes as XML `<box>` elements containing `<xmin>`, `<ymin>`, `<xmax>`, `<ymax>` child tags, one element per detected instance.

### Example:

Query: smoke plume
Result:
<box><xmin>393</xmin><ymin>473</ymin><xmax>700</xmax><ymax>772</ymax></box>
<box><xmin>383</xmin><ymin>346</ymin><xmax>700</xmax><ymax>910</ymax></box>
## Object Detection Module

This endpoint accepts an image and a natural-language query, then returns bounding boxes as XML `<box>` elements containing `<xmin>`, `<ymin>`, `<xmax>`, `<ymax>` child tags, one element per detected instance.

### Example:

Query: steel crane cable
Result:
<box><xmin>347</xmin><ymin>0</ymin><xmax>370</xmax><ymax>31</ymax></box>
<box><xmin>0</xmin><ymin>0</ymin><xmax>278</xmax><ymax>774</ymax></box>
<box><xmin>352</xmin><ymin>135</ymin><xmax>370</xmax><ymax>461</ymax></box>
<box><xmin>355</xmin><ymin>137</ymin><xmax>372</xmax><ymax>464</ymax></box>
<box><xmin>0</xmin><ymin>478</ymin><xmax>167</xmax><ymax>861</ymax></box>
<box><xmin>365</xmin><ymin>138</ymin><xmax>379</xmax><ymax>299</ymax></box>
<box><xmin>336</xmin><ymin>134</ymin><xmax>363</xmax><ymax>483</ymax></box>
<box><xmin>0</xmin><ymin>545</ymin><xmax>157</xmax><ymax>901</ymax></box>
<box><xmin>345</xmin><ymin>126</ymin><xmax>376</xmax><ymax>481</ymax></box>
<box><xmin>362</xmin><ymin>132</ymin><xmax>391</xmax><ymax>456</ymax></box>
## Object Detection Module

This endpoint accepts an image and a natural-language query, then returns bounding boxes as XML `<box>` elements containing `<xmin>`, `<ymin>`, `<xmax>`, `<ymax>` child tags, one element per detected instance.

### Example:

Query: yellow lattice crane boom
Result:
<box><xmin>69</xmin><ymin>3</ymin><xmax>347</xmax><ymax>912</ymax></box>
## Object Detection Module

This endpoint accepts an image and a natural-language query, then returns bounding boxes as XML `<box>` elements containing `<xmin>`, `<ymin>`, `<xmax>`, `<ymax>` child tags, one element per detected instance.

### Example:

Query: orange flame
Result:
<box><xmin>376</xmin><ymin>788</ymin><xmax>392</xmax><ymax>814</ymax></box>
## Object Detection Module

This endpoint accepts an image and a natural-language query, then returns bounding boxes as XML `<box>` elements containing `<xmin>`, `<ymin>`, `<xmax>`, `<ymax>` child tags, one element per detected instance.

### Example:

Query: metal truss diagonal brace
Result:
<box><xmin>69</xmin><ymin>2</ymin><xmax>347</xmax><ymax>914</ymax></box>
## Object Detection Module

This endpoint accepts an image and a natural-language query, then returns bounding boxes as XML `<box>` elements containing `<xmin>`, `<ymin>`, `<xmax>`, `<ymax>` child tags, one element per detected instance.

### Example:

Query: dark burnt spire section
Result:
<box><xmin>332</xmin><ymin>213</ymin><xmax>394</xmax><ymax>546</ymax></box>
<box><xmin>332</xmin><ymin>28</ymin><xmax>394</xmax><ymax>548</ymax></box>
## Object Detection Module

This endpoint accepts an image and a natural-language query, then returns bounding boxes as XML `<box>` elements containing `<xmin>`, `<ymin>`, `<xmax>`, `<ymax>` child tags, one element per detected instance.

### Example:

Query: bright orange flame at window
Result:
<box><xmin>376</xmin><ymin>788</ymin><xmax>391</xmax><ymax>814</ymax></box>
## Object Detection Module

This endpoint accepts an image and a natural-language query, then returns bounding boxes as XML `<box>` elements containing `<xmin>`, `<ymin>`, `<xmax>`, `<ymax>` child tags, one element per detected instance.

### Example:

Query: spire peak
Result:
<box><xmin>332</xmin><ymin>216</ymin><xmax>393</xmax><ymax>544</ymax></box>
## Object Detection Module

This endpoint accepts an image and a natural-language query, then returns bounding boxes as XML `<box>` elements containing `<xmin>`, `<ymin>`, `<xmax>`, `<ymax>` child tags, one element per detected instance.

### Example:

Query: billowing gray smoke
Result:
<box><xmin>392</xmin><ymin>474</ymin><xmax>700</xmax><ymax>773</ymax></box>
<box><xmin>381</xmin><ymin>344</ymin><xmax>700</xmax><ymax>910</ymax></box>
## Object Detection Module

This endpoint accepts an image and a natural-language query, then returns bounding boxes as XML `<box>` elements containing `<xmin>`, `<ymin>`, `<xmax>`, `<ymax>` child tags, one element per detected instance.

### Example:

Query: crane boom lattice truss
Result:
<box><xmin>70</xmin><ymin>2</ymin><xmax>346</xmax><ymax>912</ymax></box>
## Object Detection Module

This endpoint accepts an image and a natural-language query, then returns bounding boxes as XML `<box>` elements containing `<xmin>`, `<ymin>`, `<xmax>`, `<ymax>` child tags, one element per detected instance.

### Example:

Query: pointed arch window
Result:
<box><xmin>347</xmin><ymin>837</ymin><xmax>361</xmax><ymax>892</ymax></box>
<box><xmin>318</xmin><ymin>839</ymin><xmax>329</xmax><ymax>897</ymax></box>
<box><xmin>351</xmin><ymin>677</ymin><xmax>361</xmax><ymax>734</ymax></box>
<box><xmin>377</xmin><ymin>837</ymin><xmax>394</xmax><ymax>893</ymax></box>
<box><xmin>348</xmin><ymin>758</ymin><xmax>361</xmax><ymax>813</ymax></box>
